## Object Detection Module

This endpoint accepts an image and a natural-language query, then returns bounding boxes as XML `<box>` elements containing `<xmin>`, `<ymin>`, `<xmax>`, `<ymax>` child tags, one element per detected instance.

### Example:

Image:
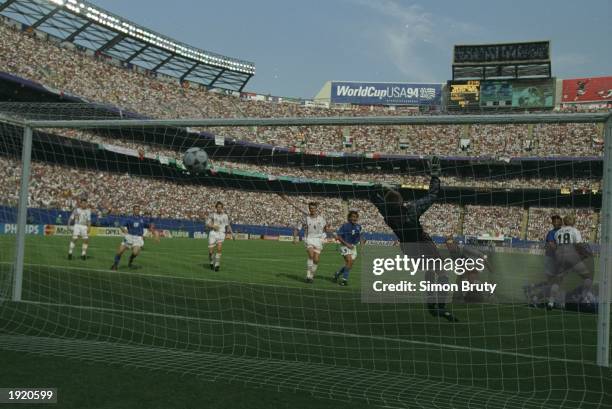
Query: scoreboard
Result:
<box><xmin>448</xmin><ymin>80</ymin><xmax>480</xmax><ymax>109</ymax></box>
<box><xmin>453</xmin><ymin>41</ymin><xmax>550</xmax><ymax>64</ymax></box>
<box><xmin>447</xmin><ymin>78</ymin><xmax>555</xmax><ymax>110</ymax></box>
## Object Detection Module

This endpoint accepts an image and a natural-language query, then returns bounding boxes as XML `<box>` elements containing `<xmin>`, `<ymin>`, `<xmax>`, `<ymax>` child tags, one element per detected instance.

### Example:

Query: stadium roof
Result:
<box><xmin>0</xmin><ymin>0</ymin><xmax>255</xmax><ymax>91</ymax></box>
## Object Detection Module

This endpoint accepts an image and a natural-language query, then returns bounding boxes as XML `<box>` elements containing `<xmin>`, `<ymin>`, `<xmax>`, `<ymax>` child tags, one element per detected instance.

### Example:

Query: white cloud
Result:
<box><xmin>349</xmin><ymin>0</ymin><xmax>480</xmax><ymax>81</ymax></box>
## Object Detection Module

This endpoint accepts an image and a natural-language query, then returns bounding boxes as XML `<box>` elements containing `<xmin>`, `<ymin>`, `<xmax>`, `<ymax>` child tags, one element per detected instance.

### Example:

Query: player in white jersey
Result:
<box><xmin>549</xmin><ymin>214</ymin><xmax>594</xmax><ymax>309</ymax></box>
<box><xmin>281</xmin><ymin>195</ymin><xmax>330</xmax><ymax>283</ymax></box>
<box><xmin>206</xmin><ymin>202</ymin><xmax>234</xmax><ymax>271</ymax></box>
<box><xmin>67</xmin><ymin>197</ymin><xmax>91</xmax><ymax>260</ymax></box>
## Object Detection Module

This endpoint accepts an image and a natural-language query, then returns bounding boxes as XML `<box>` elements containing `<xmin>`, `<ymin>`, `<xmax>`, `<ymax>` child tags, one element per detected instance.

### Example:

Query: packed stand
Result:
<box><xmin>51</xmin><ymin>128</ymin><xmax>601</xmax><ymax>190</ymax></box>
<box><xmin>462</xmin><ymin>205</ymin><xmax>523</xmax><ymax>238</ymax></box>
<box><xmin>526</xmin><ymin>207</ymin><xmax>598</xmax><ymax>241</ymax></box>
<box><xmin>2</xmin><ymin>156</ymin><xmax>599</xmax><ymax>241</ymax></box>
<box><xmin>0</xmin><ymin>156</ymin><xmax>393</xmax><ymax>233</ymax></box>
<box><xmin>0</xmin><ymin>20</ymin><xmax>605</xmax><ymax>158</ymax></box>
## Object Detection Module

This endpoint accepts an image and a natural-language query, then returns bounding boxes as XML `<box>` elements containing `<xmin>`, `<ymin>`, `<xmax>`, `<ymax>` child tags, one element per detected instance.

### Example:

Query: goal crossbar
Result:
<box><xmin>14</xmin><ymin>112</ymin><xmax>612</xmax><ymax>129</ymax></box>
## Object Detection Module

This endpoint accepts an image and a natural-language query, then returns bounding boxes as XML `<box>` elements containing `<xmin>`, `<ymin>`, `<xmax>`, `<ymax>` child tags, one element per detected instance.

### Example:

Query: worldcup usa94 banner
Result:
<box><xmin>360</xmin><ymin>243</ymin><xmax>597</xmax><ymax>310</ymax></box>
<box><xmin>330</xmin><ymin>81</ymin><xmax>442</xmax><ymax>106</ymax></box>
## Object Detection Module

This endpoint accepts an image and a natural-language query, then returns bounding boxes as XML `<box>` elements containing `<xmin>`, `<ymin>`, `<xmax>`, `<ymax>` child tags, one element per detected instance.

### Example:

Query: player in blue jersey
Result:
<box><xmin>110</xmin><ymin>205</ymin><xmax>159</xmax><ymax>270</ymax></box>
<box><xmin>333</xmin><ymin>210</ymin><xmax>363</xmax><ymax>286</ymax></box>
<box><xmin>524</xmin><ymin>215</ymin><xmax>562</xmax><ymax>308</ymax></box>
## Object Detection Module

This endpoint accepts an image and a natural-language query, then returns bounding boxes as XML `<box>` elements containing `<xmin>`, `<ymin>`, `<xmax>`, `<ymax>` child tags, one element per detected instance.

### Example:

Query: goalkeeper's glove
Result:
<box><xmin>429</xmin><ymin>155</ymin><xmax>442</xmax><ymax>177</ymax></box>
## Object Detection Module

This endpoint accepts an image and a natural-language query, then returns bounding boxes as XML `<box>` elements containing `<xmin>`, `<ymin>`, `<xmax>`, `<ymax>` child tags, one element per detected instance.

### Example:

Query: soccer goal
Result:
<box><xmin>0</xmin><ymin>105</ymin><xmax>611</xmax><ymax>408</ymax></box>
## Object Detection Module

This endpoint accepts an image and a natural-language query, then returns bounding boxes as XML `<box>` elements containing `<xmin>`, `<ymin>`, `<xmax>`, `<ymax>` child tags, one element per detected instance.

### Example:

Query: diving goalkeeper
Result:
<box><xmin>369</xmin><ymin>156</ymin><xmax>458</xmax><ymax>322</ymax></box>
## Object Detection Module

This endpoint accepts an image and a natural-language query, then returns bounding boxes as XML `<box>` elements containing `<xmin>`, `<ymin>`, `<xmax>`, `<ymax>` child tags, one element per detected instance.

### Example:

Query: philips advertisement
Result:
<box><xmin>330</xmin><ymin>82</ymin><xmax>442</xmax><ymax>106</ymax></box>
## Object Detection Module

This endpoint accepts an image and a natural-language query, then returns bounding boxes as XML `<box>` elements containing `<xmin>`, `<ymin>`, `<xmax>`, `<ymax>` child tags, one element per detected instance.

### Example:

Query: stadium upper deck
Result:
<box><xmin>0</xmin><ymin>18</ymin><xmax>607</xmax><ymax>160</ymax></box>
<box><xmin>0</xmin><ymin>0</ymin><xmax>254</xmax><ymax>90</ymax></box>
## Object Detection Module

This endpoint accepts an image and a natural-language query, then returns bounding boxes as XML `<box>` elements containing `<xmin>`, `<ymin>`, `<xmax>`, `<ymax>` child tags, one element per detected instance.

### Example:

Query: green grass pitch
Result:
<box><xmin>0</xmin><ymin>235</ymin><xmax>610</xmax><ymax>408</ymax></box>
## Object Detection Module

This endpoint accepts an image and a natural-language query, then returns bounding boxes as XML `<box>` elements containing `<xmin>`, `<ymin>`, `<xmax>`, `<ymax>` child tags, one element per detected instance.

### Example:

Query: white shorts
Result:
<box><xmin>305</xmin><ymin>237</ymin><xmax>323</xmax><ymax>253</ymax></box>
<box><xmin>122</xmin><ymin>234</ymin><xmax>144</xmax><ymax>249</ymax></box>
<box><xmin>208</xmin><ymin>231</ymin><xmax>225</xmax><ymax>247</ymax></box>
<box><xmin>72</xmin><ymin>224</ymin><xmax>89</xmax><ymax>239</ymax></box>
<box><xmin>339</xmin><ymin>245</ymin><xmax>357</xmax><ymax>260</ymax></box>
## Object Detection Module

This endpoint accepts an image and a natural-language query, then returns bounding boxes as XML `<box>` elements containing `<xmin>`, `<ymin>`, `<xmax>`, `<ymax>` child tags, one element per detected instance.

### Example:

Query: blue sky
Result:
<box><xmin>94</xmin><ymin>0</ymin><xmax>611</xmax><ymax>98</ymax></box>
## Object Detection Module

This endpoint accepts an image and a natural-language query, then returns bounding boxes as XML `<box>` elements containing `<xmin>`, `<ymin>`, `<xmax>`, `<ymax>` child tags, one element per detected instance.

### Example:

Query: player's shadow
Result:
<box><xmin>276</xmin><ymin>273</ymin><xmax>307</xmax><ymax>283</ymax></box>
<box><xmin>127</xmin><ymin>265</ymin><xmax>143</xmax><ymax>270</ymax></box>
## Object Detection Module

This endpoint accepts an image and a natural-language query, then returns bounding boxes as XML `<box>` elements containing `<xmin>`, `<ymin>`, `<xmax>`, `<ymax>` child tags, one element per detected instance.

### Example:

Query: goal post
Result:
<box><xmin>12</xmin><ymin>125</ymin><xmax>32</xmax><ymax>302</ymax></box>
<box><xmin>597</xmin><ymin>116</ymin><xmax>612</xmax><ymax>367</ymax></box>
<box><xmin>1</xmin><ymin>108</ymin><xmax>611</xmax><ymax>407</ymax></box>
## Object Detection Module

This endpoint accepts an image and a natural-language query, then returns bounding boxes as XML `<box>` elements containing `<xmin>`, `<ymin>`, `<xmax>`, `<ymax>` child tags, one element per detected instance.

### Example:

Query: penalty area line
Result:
<box><xmin>14</xmin><ymin>299</ymin><xmax>589</xmax><ymax>366</ymax></box>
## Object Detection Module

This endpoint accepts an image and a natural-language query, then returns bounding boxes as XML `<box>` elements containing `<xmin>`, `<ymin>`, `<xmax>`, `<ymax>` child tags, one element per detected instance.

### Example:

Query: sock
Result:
<box><xmin>215</xmin><ymin>253</ymin><xmax>221</xmax><ymax>267</ymax></box>
<box><xmin>81</xmin><ymin>243</ymin><xmax>88</xmax><ymax>256</ymax></box>
<box><xmin>549</xmin><ymin>284</ymin><xmax>560</xmax><ymax>306</ymax></box>
<box><xmin>69</xmin><ymin>242</ymin><xmax>75</xmax><ymax>254</ymax></box>
<box><xmin>113</xmin><ymin>254</ymin><xmax>121</xmax><ymax>266</ymax></box>
<box><xmin>306</xmin><ymin>259</ymin><xmax>314</xmax><ymax>279</ymax></box>
<box><xmin>129</xmin><ymin>254</ymin><xmax>136</xmax><ymax>264</ymax></box>
<box><xmin>335</xmin><ymin>267</ymin><xmax>343</xmax><ymax>278</ymax></box>
<box><xmin>437</xmin><ymin>274</ymin><xmax>449</xmax><ymax>309</ymax></box>
<box><xmin>311</xmin><ymin>263</ymin><xmax>318</xmax><ymax>277</ymax></box>
<box><xmin>342</xmin><ymin>266</ymin><xmax>350</xmax><ymax>280</ymax></box>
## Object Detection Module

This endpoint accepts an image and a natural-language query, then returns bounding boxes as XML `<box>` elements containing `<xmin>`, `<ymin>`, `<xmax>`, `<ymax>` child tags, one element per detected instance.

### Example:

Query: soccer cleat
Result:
<box><xmin>110</xmin><ymin>264</ymin><xmax>118</xmax><ymax>271</ymax></box>
<box><xmin>68</xmin><ymin>254</ymin><xmax>72</xmax><ymax>260</ymax></box>
<box><xmin>214</xmin><ymin>266</ymin><xmax>220</xmax><ymax>272</ymax></box>
<box><xmin>339</xmin><ymin>278</ymin><xmax>348</xmax><ymax>286</ymax></box>
<box><xmin>439</xmin><ymin>309</ymin><xmax>459</xmax><ymax>322</ymax></box>
<box><xmin>210</xmin><ymin>263</ymin><xmax>214</xmax><ymax>270</ymax></box>
<box><xmin>305</xmin><ymin>277</ymin><xmax>314</xmax><ymax>284</ymax></box>
<box><xmin>332</xmin><ymin>271</ymin><xmax>340</xmax><ymax>283</ymax></box>
<box><xmin>427</xmin><ymin>303</ymin><xmax>439</xmax><ymax>316</ymax></box>
<box><xmin>81</xmin><ymin>255</ymin><xmax>86</xmax><ymax>261</ymax></box>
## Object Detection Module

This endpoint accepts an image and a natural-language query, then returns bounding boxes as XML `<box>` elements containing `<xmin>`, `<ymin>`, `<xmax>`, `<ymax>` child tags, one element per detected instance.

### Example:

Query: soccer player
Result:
<box><xmin>551</xmin><ymin>214</ymin><xmax>594</xmax><ymax>309</ymax></box>
<box><xmin>446</xmin><ymin>236</ymin><xmax>493</xmax><ymax>303</ymax></box>
<box><xmin>206</xmin><ymin>201</ymin><xmax>234</xmax><ymax>271</ymax></box>
<box><xmin>369</xmin><ymin>156</ymin><xmax>458</xmax><ymax>322</ymax></box>
<box><xmin>545</xmin><ymin>215</ymin><xmax>562</xmax><ymax>275</ymax></box>
<box><xmin>281</xmin><ymin>195</ymin><xmax>330</xmax><ymax>283</ymax></box>
<box><xmin>67</xmin><ymin>197</ymin><xmax>91</xmax><ymax>260</ymax></box>
<box><xmin>333</xmin><ymin>210</ymin><xmax>363</xmax><ymax>286</ymax></box>
<box><xmin>110</xmin><ymin>204</ymin><xmax>159</xmax><ymax>271</ymax></box>
<box><xmin>524</xmin><ymin>215</ymin><xmax>563</xmax><ymax>308</ymax></box>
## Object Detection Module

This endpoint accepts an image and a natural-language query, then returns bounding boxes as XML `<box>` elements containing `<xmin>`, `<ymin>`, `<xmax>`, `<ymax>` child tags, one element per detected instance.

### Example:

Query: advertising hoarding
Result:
<box><xmin>330</xmin><ymin>82</ymin><xmax>442</xmax><ymax>106</ymax></box>
<box><xmin>562</xmin><ymin>76</ymin><xmax>612</xmax><ymax>103</ymax></box>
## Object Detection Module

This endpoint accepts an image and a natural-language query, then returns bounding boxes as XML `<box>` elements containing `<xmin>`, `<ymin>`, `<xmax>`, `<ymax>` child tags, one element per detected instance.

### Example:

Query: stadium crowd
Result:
<box><xmin>463</xmin><ymin>205</ymin><xmax>524</xmax><ymax>238</ymax></box>
<box><xmin>0</xmin><ymin>20</ymin><xmax>604</xmax><ymax>242</ymax></box>
<box><xmin>0</xmin><ymin>20</ymin><xmax>605</xmax><ymax>160</ymax></box>
<box><xmin>46</xmin><ymin>128</ymin><xmax>601</xmax><ymax>191</ymax></box>
<box><xmin>0</xmin><ymin>156</ymin><xmax>600</xmax><ymax>241</ymax></box>
<box><xmin>0</xmin><ymin>156</ymin><xmax>391</xmax><ymax>233</ymax></box>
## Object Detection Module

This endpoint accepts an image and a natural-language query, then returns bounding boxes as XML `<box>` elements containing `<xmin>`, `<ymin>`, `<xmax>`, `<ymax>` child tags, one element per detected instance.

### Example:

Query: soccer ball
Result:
<box><xmin>183</xmin><ymin>147</ymin><xmax>209</xmax><ymax>174</ymax></box>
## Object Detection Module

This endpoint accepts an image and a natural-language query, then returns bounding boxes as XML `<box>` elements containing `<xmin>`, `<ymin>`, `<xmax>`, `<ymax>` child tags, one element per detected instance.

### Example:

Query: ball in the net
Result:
<box><xmin>183</xmin><ymin>147</ymin><xmax>209</xmax><ymax>174</ymax></box>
